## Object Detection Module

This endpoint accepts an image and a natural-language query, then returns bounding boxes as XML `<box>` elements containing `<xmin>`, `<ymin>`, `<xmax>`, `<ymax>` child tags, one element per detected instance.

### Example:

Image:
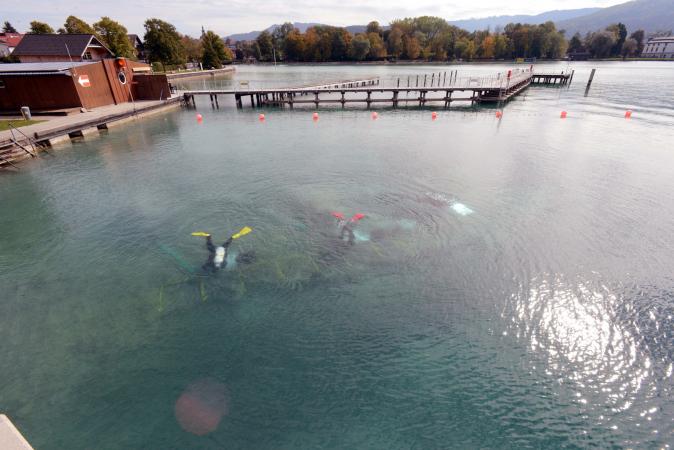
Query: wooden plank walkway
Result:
<box><xmin>183</xmin><ymin>71</ymin><xmax>571</xmax><ymax>109</ymax></box>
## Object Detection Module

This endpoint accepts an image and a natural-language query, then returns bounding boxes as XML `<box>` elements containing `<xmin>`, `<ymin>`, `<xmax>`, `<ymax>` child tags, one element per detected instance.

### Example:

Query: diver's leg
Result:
<box><xmin>206</xmin><ymin>236</ymin><xmax>215</xmax><ymax>253</ymax></box>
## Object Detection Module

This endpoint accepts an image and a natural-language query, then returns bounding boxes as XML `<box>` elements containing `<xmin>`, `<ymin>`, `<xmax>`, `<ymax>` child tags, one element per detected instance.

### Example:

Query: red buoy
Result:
<box><xmin>312</xmin><ymin>112</ymin><xmax>319</xmax><ymax>121</ymax></box>
<box><xmin>495</xmin><ymin>111</ymin><xmax>503</xmax><ymax>119</ymax></box>
<box><xmin>432</xmin><ymin>111</ymin><xmax>438</xmax><ymax>120</ymax></box>
<box><xmin>371</xmin><ymin>111</ymin><xmax>378</xmax><ymax>120</ymax></box>
<box><xmin>560</xmin><ymin>111</ymin><xmax>567</xmax><ymax>119</ymax></box>
<box><xmin>196</xmin><ymin>113</ymin><xmax>203</xmax><ymax>123</ymax></box>
<box><xmin>259</xmin><ymin>113</ymin><xmax>265</xmax><ymax>121</ymax></box>
<box><xmin>625</xmin><ymin>110</ymin><xmax>632</xmax><ymax>119</ymax></box>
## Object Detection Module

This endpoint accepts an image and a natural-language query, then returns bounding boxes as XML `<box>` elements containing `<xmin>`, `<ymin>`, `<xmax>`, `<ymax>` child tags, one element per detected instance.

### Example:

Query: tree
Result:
<box><xmin>256</xmin><ymin>30</ymin><xmax>273</xmax><ymax>61</ymax></box>
<box><xmin>621</xmin><ymin>38</ymin><xmax>637</xmax><ymax>59</ymax></box>
<box><xmin>3</xmin><ymin>21</ymin><xmax>17</xmax><ymax>33</ymax></box>
<box><xmin>387</xmin><ymin>27</ymin><xmax>403</xmax><ymax>58</ymax></box>
<box><xmin>629</xmin><ymin>29</ymin><xmax>645</xmax><ymax>55</ymax></box>
<box><xmin>143</xmin><ymin>18</ymin><xmax>186</xmax><ymax>66</ymax></box>
<box><xmin>284</xmin><ymin>29</ymin><xmax>305</xmax><ymax>61</ymax></box>
<box><xmin>94</xmin><ymin>17</ymin><xmax>135</xmax><ymax>58</ymax></box>
<box><xmin>366</xmin><ymin>21</ymin><xmax>382</xmax><ymax>36</ymax></box>
<box><xmin>272</xmin><ymin>22</ymin><xmax>294</xmax><ymax>60</ymax></box>
<box><xmin>60</xmin><ymin>16</ymin><xmax>95</xmax><ymax>34</ymax></box>
<box><xmin>349</xmin><ymin>34</ymin><xmax>370</xmax><ymax>60</ymax></box>
<box><xmin>367</xmin><ymin>32</ymin><xmax>386</xmax><ymax>59</ymax></box>
<box><xmin>402</xmin><ymin>34</ymin><xmax>420</xmax><ymax>59</ymax></box>
<box><xmin>606</xmin><ymin>23</ymin><xmax>627</xmax><ymax>56</ymax></box>
<box><xmin>181</xmin><ymin>35</ymin><xmax>202</xmax><ymax>64</ymax></box>
<box><xmin>586</xmin><ymin>31</ymin><xmax>616</xmax><ymax>58</ymax></box>
<box><xmin>29</xmin><ymin>21</ymin><xmax>54</xmax><ymax>34</ymax></box>
<box><xmin>480</xmin><ymin>35</ymin><xmax>496</xmax><ymax>59</ymax></box>
<box><xmin>568</xmin><ymin>33</ymin><xmax>584</xmax><ymax>52</ymax></box>
<box><xmin>201</xmin><ymin>30</ymin><xmax>229</xmax><ymax>68</ymax></box>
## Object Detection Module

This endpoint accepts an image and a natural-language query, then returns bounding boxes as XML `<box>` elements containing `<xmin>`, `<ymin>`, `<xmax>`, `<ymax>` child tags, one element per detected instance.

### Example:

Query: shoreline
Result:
<box><xmin>166</xmin><ymin>66</ymin><xmax>235</xmax><ymax>80</ymax></box>
<box><xmin>236</xmin><ymin>58</ymin><xmax>673</xmax><ymax>66</ymax></box>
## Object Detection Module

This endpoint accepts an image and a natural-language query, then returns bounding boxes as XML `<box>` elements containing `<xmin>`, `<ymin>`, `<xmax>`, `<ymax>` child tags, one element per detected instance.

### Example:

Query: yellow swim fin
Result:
<box><xmin>231</xmin><ymin>226</ymin><xmax>252</xmax><ymax>240</ymax></box>
<box><xmin>191</xmin><ymin>232</ymin><xmax>211</xmax><ymax>237</ymax></box>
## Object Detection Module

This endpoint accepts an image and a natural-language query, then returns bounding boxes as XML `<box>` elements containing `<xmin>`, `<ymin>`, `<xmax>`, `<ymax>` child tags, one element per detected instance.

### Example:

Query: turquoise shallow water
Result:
<box><xmin>2</xmin><ymin>62</ymin><xmax>674</xmax><ymax>448</ymax></box>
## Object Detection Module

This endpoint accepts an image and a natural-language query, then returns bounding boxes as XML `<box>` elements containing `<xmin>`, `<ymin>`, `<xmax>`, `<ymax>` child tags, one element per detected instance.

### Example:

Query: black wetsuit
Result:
<box><xmin>338</xmin><ymin>221</ymin><xmax>356</xmax><ymax>245</ymax></box>
<box><xmin>203</xmin><ymin>236</ymin><xmax>233</xmax><ymax>273</ymax></box>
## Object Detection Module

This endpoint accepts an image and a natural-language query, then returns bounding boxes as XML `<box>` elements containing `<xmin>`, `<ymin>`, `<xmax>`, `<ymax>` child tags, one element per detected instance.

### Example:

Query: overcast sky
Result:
<box><xmin>5</xmin><ymin>0</ymin><xmax>626</xmax><ymax>36</ymax></box>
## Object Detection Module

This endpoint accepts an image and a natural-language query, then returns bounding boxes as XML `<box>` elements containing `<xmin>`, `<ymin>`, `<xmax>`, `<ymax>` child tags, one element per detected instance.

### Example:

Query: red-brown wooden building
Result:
<box><xmin>0</xmin><ymin>59</ymin><xmax>170</xmax><ymax>112</ymax></box>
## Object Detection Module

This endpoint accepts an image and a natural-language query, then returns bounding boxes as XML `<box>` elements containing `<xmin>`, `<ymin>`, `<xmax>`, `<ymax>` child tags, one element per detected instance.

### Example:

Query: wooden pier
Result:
<box><xmin>183</xmin><ymin>71</ymin><xmax>571</xmax><ymax>109</ymax></box>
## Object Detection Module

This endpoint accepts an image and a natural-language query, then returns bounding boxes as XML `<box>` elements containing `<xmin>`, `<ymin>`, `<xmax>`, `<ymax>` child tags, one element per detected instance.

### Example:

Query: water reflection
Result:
<box><xmin>504</xmin><ymin>274</ymin><xmax>673</xmax><ymax>440</ymax></box>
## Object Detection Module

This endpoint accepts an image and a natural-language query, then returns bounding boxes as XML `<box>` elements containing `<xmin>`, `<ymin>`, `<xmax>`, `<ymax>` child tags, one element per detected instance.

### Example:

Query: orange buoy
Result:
<box><xmin>625</xmin><ymin>110</ymin><xmax>632</xmax><ymax>119</ymax></box>
<box><xmin>432</xmin><ymin>111</ymin><xmax>438</xmax><ymax>120</ymax></box>
<box><xmin>196</xmin><ymin>113</ymin><xmax>203</xmax><ymax>122</ymax></box>
<box><xmin>312</xmin><ymin>112</ymin><xmax>319</xmax><ymax>121</ymax></box>
<box><xmin>560</xmin><ymin>111</ymin><xmax>567</xmax><ymax>119</ymax></box>
<box><xmin>495</xmin><ymin>111</ymin><xmax>503</xmax><ymax>119</ymax></box>
<box><xmin>259</xmin><ymin>113</ymin><xmax>265</xmax><ymax>121</ymax></box>
<box><xmin>371</xmin><ymin>111</ymin><xmax>378</xmax><ymax>120</ymax></box>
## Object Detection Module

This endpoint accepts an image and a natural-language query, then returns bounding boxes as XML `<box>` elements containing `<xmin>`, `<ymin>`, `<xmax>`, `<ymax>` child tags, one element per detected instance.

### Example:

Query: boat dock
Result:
<box><xmin>183</xmin><ymin>71</ymin><xmax>571</xmax><ymax>109</ymax></box>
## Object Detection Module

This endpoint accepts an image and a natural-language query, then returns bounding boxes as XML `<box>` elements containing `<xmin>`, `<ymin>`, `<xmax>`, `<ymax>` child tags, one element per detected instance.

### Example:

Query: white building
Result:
<box><xmin>641</xmin><ymin>36</ymin><xmax>674</xmax><ymax>59</ymax></box>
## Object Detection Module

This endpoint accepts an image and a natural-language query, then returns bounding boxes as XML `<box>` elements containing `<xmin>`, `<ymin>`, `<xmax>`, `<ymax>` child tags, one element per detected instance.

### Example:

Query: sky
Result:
<box><xmin>4</xmin><ymin>0</ymin><xmax>628</xmax><ymax>36</ymax></box>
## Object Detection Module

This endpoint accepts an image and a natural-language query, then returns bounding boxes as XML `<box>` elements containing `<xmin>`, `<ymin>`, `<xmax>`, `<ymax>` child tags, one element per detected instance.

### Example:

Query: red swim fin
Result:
<box><xmin>331</xmin><ymin>212</ymin><xmax>345</xmax><ymax>220</ymax></box>
<box><xmin>350</xmin><ymin>213</ymin><xmax>365</xmax><ymax>222</ymax></box>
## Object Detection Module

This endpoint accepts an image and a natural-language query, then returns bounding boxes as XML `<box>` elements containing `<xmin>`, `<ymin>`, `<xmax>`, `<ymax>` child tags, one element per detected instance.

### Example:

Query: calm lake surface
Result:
<box><xmin>2</xmin><ymin>62</ymin><xmax>674</xmax><ymax>448</ymax></box>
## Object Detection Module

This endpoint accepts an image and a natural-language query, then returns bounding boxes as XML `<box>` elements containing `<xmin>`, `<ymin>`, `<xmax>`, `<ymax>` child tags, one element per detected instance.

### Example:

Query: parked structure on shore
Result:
<box><xmin>642</xmin><ymin>37</ymin><xmax>674</xmax><ymax>59</ymax></box>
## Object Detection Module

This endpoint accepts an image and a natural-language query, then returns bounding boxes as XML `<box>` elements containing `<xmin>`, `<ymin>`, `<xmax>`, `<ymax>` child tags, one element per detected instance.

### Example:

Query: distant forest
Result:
<box><xmin>2</xmin><ymin>15</ymin><xmax>664</xmax><ymax>69</ymax></box>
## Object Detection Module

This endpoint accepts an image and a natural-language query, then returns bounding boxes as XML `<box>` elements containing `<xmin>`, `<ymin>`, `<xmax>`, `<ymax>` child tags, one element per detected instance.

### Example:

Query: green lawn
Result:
<box><xmin>0</xmin><ymin>119</ymin><xmax>45</xmax><ymax>132</ymax></box>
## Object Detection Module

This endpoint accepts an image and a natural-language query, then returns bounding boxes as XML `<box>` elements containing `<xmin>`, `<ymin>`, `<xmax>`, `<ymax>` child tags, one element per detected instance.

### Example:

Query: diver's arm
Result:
<box><xmin>222</xmin><ymin>237</ymin><xmax>233</xmax><ymax>249</ymax></box>
<box><xmin>206</xmin><ymin>235</ymin><xmax>215</xmax><ymax>253</ymax></box>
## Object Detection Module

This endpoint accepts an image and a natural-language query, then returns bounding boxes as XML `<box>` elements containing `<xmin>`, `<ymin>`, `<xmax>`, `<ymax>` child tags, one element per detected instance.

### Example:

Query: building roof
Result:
<box><xmin>12</xmin><ymin>34</ymin><xmax>113</xmax><ymax>58</ymax></box>
<box><xmin>0</xmin><ymin>61</ymin><xmax>95</xmax><ymax>76</ymax></box>
<box><xmin>647</xmin><ymin>36</ymin><xmax>674</xmax><ymax>43</ymax></box>
<box><xmin>128</xmin><ymin>34</ymin><xmax>142</xmax><ymax>46</ymax></box>
<box><xmin>0</xmin><ymin>33</ymin><xmax>23</xmax><ymax>48</ymax></box>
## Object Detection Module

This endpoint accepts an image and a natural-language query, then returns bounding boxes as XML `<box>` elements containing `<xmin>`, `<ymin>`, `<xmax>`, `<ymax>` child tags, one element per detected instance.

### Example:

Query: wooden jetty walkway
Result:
<box><xmin>183</xmin><ymin>70</ymin><xmax>572</xmax><ymax>109</ymax></box>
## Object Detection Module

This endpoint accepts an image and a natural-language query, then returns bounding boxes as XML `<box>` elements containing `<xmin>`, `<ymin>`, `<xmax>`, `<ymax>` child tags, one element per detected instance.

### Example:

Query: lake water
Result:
<box><xmin>1</xmin><ymin>62</ymin><xmax>674</xmax><ymax>448</ymax></box>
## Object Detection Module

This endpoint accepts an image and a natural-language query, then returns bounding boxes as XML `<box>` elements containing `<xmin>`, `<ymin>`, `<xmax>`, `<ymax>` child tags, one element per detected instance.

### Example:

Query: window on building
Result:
<box><xmin>83</xmin><ymin>51</ymin><xmax>92</xmax><ymax>60</ymax></box>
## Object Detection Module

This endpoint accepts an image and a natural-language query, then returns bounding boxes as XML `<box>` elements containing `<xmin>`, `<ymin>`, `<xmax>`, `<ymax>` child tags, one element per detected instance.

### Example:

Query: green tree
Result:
<box><xmin>568</xmin><ymin>33</ymin><xmax>584</xmax><ymax>52</ymax></box>
<box><xmin>94</xmin><ymin>17</ymin><xmax>135</xmax><ymax>58</ymax></box>
<box><xmin>201</xmin><ymin>30</ymin><xmax>229</xmax><ymax>68</ymax></box>
<box><xmin>586</xmin><ymin>31</ymin><xmax>616</xmax><ymax>58</ymax></box>
<box><xmin>29</xmin><ymin>21</ymin><xmax>54</xmax><ymax>34</ymax></box>
<box><xmin>629</xmin><ymin>29</ymin><xmax>645</xmax><ymax>54</ymax></box>
<box><xmin>256</xmin><ymin>30</ymin><xmax>273</xmax><ymax>61</ymax></box>
<box><xmin>143</xmin><ymin>18</ymin><xmax>186</xmax><ymax>66</ymax></box>
<box><xmin>349</xmin><ymin>34</ymin><xmax>370</xmax><ymax>60</ymax></box>
<box><xmin>60</xmin><ymin>16</ymin><xmax>95</xmax><ymax>34</ymax></box>
<box><xmin>3</xmin><ymin>21</ymin><xmax>18</xmax><ymax>33</ymax></box>
<box><xmin>272</xmin><ymin>22</ymin><xmax>294</xmax><ymax>60</ymax></box>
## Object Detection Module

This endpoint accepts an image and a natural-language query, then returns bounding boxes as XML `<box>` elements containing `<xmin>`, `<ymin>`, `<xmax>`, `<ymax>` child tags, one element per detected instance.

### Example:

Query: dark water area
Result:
<box><xmin>1</xmin><ymin>62</ymin><xmax>674</xmax><ymax>448</ymax></box>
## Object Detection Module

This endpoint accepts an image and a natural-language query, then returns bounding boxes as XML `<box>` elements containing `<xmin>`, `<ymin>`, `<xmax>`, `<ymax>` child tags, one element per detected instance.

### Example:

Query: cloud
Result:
<box><xmin>4</xmin><ymin>0</ymin><xmax>627</xmax><ymax>36</ymax></box>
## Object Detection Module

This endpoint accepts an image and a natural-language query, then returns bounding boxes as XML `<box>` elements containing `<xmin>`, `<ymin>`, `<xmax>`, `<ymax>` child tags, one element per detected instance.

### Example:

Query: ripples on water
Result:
<box><xmin>1</xmin><ymin>62</ymin><xmax>674</xmax><ymax>448</ymax></box>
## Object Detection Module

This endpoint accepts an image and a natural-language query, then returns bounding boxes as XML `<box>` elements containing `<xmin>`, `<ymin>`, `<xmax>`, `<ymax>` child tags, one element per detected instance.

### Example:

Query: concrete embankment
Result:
<box><xmin>0</xmin><ymin>97</ymin><xmax>182</xmax><ymax>168</ymax></box>
<box><xmin>0</xmin><ymin>415</ymin><xmax>34</xmax><ymax>450</ymax></box>
<box><xmin>167</xmin><ymin>66</ymin><xmax>235</xmax><ymax>80</ymax></box>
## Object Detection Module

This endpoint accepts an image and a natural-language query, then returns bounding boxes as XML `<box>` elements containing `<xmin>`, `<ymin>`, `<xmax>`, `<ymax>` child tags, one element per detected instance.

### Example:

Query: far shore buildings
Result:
<box><xmin>12</xmin><ymin>34</ymin><xmax>114</xmax><ymax>63</ymax></box>
<box><xmin>641</xmin><ymin>36</ymin><xmax>674</xmax><ymax>59</ymax></box>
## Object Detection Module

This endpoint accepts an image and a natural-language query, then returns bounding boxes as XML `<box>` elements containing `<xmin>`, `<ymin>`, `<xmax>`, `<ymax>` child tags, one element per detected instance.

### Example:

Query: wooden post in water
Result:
<box><xmin>443</xmin><ymin>72</ymin><xmax>447</xmax><ymax>86</ymax></box>
<box><xmin>397</xmin><ymin>78</ymin><xmax>400</xmax><ymax>88</ymax></box>
<box><xmin>424</xmin><ymin>74</ymin><xmax>427</xmax><ymax>87</ymax></box>
<box><xmin>586</xmin><ymin>68</ymin><xmax>596</xmax><ymax>92</ymax></box>
<box><xmin>416</xmin><ymin>75</ymin><xmax>419</xmax><ymax>87</ymax></box>
<box><xmin>431</xmin><ymin>73</ymin><xmax>435</xmax><ymax>87</ymax></box>
<box><xmin>569</xmin><ymin>69</ymin><xmax>575</xmax><ymax>87</ymax></box>
<box><xmin>407</xmin><ymin>76</ymin><xmax>410</xmax><ymax>87</ymax></box>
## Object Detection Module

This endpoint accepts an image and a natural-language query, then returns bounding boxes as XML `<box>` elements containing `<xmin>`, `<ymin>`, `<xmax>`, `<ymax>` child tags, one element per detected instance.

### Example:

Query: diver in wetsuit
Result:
<box><xmin>331</xmin><ymin>212</ymin><xmax>365</xmax><ymax>245</ymax></box>
<box><xmin>203</xmin><ymin>235</ymin><xmax>233</xmax><ymax>272</ymax></box>
<box><xmin>193</xmin><ymin>227</ymin><xmax>253</xmax><ymax>273</ymax></box>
